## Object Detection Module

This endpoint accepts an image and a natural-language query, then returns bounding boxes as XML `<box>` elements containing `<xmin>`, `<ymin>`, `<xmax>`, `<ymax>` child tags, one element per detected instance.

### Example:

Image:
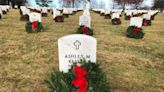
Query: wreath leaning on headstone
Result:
<box><xmin>20</xmin><ymin>14</ymin><xmax>29</xmax><ymax>21</ymax></box>
<box><xmin>126</xmin><ymin>26</ymin><xmax>145</xmax><ymax>39</ymax></box>
<box><xmin>42</xmin><ymin>13</ymin><xmax>48</xmax><ymax>17</ymax></box>
<box><xmin>112</xmin><ymin>18</ymin><xmax>121</xmax><ymax>25</ymax></box>
<box><xmin>54</xmin><ymin>15</ymin><xmax>64</xmax><ymax>22</ymax></box>
<box><xmin>45</xmin><ymin>60</ymin><xmax>110</xmax><ymax>92</ymax></box>
<box><xmin>77</xmin><ymin>26</ymin><xmax>93</xmax><ymax>36</ymax></box>
<box><xmin>25</xmin><ymin>21</ymin><xmax>44</xmax><ymax>33</ymax></box>
<box><xmin>143</xmin><ymin>19</ymin><xmax>151</xmax><ymax>26</ymax></box>
<box><xmin>125</xmin><ymin>15</ymin><xmax>131</xmax><ymax>20</ymax></box>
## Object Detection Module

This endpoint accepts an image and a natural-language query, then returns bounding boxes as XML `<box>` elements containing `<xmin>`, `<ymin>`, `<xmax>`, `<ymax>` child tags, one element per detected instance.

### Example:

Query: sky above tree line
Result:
<box><xmin>27</xmin><ymin>0</ymin><xmax>154</xmax><ymax>8</ymax></box>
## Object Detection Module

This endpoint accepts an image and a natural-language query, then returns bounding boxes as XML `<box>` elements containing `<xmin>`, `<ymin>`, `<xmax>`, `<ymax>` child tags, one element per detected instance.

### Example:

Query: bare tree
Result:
<box><xmin>90</xmin><ymin>0</ymin><xmax>98</xmax><ymax>9</ymax></box>
<box><xmin>99</xmin><ymin>0</ymin><xmax>106</xmax><ymax>9</ymax></box>
<box><xmin>113</xmin><ymin>0</ymin><xmax>143</xmax><ymax>10</ymax></box>
<box><xmin>60</xmin><ymin>0</ymin><xmax>92</xmax><ymax>8</ymax></box>
<box><xmin>36</xmin><ymin>0</ymin><xmax>53</xmax><ymax>7</ymax></box>
<box><xmin>153</xmin><ymin>0</ymin><xmax>164</xmax><ymax>11</ymax></box>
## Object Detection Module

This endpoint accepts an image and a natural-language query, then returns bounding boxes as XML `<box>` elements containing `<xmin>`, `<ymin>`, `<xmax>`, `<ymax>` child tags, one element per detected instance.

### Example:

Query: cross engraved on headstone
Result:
<box><xmin>74</xmin><ymin>40</ymin><xmax>81</xmax><ymax>50</ymax></box>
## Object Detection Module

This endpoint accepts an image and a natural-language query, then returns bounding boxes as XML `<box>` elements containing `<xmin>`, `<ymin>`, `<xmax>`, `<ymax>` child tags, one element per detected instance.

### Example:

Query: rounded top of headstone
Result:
<box><xmin>58</xmin><ymin>34</ymin><xmax>96</xmax><ymax>41</ymax></box>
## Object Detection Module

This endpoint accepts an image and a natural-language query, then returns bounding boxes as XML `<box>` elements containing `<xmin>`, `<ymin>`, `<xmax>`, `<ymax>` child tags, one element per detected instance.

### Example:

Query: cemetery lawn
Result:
<box><xmin>0</xmin><ymin>9</ymin><xmax>164</xmax><ymax>92</ymax></box>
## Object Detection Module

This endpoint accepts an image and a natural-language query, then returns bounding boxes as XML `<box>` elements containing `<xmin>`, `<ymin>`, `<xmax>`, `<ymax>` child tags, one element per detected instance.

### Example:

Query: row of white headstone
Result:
<box><xmin>20</xmin><ymin>6</ymin><xmax>83</xmax><ymax>22</ymax></box>
<box><xmin>93</xmin><ymin>9</ymin><xmax>159</xmax><ymax>20</ymax></box>
<box><xmin>28</xmin><ymin>8</ymin><xmax>91</xmax><ymax>27</ymax></box>
<box><xmin>21</xmin><ymin>6</ymin><xmax>82</xmax><ymax>15</ymax></box>
<box><xmin>93</xmin><ymin>9</ymin><xmax>161</xmax><ymax>28</ymax></box>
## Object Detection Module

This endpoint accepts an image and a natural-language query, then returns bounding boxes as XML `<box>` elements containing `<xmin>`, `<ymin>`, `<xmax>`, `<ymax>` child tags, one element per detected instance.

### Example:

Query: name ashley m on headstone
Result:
<box><xmin>58</xmin><ymin>34</ymin><xmax>97</xmax><ymax>73</ymax></box>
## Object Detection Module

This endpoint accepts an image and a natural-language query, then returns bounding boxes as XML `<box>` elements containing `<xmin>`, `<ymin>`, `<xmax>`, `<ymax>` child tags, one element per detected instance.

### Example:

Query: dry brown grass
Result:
<box><xmin>0</xmin><ymin>9</ymin><xmax>164</xmax><ymax>92</ymax></box>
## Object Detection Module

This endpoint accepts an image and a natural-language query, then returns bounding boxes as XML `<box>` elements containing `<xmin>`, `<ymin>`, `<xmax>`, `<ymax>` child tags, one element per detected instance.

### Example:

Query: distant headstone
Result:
<box><xmin>143</xmin><ymin>14</ymin><xmax>151</xmax><ymax>20</ymax></box>
<box><xmin>112</xmin><ymin>13</ymin><xmax>120</xmax><ymax>19</ymax></box>
<box><xmin>53</xmin><ymin>9</ymin><xmax>61</xmax><ymax>18</ymax></box>
<box><xmin>126</xmin><ymin>11</ymin><xmax>133</xmax><ymax>16</ymax></box>
<box><xmin>0</xmin><ymin>8</ymin><xmax>2</xmax><ymax>15</ymax></box>
<box><xmin>29</xmin><ymin>13</ymin><xmax>41</xmax><ymax>22</ymax></box>
<box><xmin>58</xmin><ymin>34</ymin><xmax>97</xmax><ymax>73</ymax></box>
<box><xmin>21</xmin><ymin>7</ymin><xmax>30</xmax><ymax>15</ymax></box>
<box><xmin>130</xmin><ymin>17</ymin><xmax>143</xmax><ymax>27</ymax></box>
<box><xmin>63</xmin><ymin>8</ymin><xmax>69</xmax><ymax>14</ymax></box>
<box><xmin>14</xmin><ymin>5</ymin><xmax>18</xmax><ymax>9</ymax></box>
<box><xmin>1</xmin><ymin>6</ymin><xmax>7</xmax><ymax>12</ymax></box>
<box><xmin>83</xmin><ymin>9</ymin><xmax>90</xmax><ymax>16</ymax></box>
<box><xmin>42</xmin><ymin>7</ymin><xmax>48</xmax><ymax>13</ymax></box>
<box><xmin>79</xmin><ymin>15</ymin><xmax>91</xmax><ymax>28</ymax></box>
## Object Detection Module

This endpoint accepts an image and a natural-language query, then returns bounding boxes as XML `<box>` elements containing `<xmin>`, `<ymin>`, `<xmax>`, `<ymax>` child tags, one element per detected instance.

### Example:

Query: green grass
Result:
<box><xmin>0</xmin><ymin>9</ymin><xmax>164</xmax><ymax>92</ymax></box>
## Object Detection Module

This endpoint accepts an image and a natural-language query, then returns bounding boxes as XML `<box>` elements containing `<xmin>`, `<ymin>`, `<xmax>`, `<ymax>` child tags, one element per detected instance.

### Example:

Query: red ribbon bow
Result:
<box><xmin>57</xmin><ymin>16</ymin><xmax>61</xmax><ymax>22</ymax></box>
<box><xmin>71</xmin><ymin>66</ymin><xmax>88</xmax><ymax>92</ymax></box>
<box><xmin>32</xmin><ymin>21</ymin><xmax>38</xmax><ymax>31</ymax></box>
<box><xmin>116</xmin><ymin>18</ymin><xmax>120</xmax><ymax>24</ymax></box>
<box><xmin>82</xmin><ymin>26</ymin><xmax>89</xmax><ymax>34</ymax></box>
<box><xmin>134</xmin><ymin>26</ymin><xmax>140</xmax><ymax>33</ymax></box>
<box><xmin>143</xmin><ymin>20</ymin><xmax>148</xmax><ymax>26</ymax></box>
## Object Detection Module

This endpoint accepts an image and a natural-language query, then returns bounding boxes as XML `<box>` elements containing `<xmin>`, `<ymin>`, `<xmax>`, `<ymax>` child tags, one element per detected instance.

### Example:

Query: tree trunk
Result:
<box><xmin>11</xmin><ymin>1</ymin><xmax>15</xmax><ymax>8</ymax></box>
<box><xmin>123</xmin><ymin>3</ymin><xmax>126</xmax><ymax>11</ymax></box>
<box><xmin>135</xmin><ymin>4</ymin><xmax>138</xmax><ymax>9</ymax></box>
<box><xmin>72</xmin><ymin>0</ymin><xmax>75</xmax><ymax>8</ymax></box>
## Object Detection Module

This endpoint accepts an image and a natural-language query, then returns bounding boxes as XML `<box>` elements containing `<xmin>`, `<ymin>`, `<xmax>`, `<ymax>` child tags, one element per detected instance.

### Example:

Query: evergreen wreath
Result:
<box><xmin>25</xmin><ymin>21</ymin><xmax>44</xmax><ymax>33</ymax></box>
<box><xmin>54</xmin><ymin>16</ymin><xmax>64</xmax><ymax>22</ymax></box>
<box><xmin>45</xmin><ymin>60</ymin><xmax>110</xmax><ymax>92</ymax></box>
<box><xmin>42</xmin><ymin>13</ymin><xmax>48</xmax><ymax>17</ymax></box>
<box><xmin>126</xmin><ymin>26</ymin><xmax>145</xmax><ymax>39</ymax></box>
<box><xmin>125</xmin><ymin>15</ymin><xmax>131</xmax><ymax>20</ymax></box>
<box><xmin>77</xmin><ymin>26</ymin><xmax>93</xmax><ymax>36</ymax></box>
<box><xmin>112</xmin><ymin>18</ymin><xmax>121</xmax><ymax>25</ymax></box>
<box><xmin>143</xmin><ymin>19</ymin><xmax>151</xmax><ymax>26</ymax></box>
<box><xmin>2</xmin><ymin>11</ymin><xmax>7</xmax><ymax>14</ymax></box>
<box><xmin>20</xmin><ymin>14</ymin><xmax>29</xmax><ymax>21</ymax></box>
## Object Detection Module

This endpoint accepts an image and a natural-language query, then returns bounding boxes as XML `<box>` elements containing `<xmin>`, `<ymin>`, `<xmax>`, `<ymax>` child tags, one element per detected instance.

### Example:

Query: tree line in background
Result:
<box><xmin>0</xmin><ymin>0</ymin><xmax>163</xmax><ymax>11</ymax></box>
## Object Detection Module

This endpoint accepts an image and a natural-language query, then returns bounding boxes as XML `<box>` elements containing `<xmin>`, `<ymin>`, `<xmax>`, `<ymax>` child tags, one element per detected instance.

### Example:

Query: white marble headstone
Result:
<box><xmin>63</xmin><ymin>8</ymin><xmax>69</xmax><ymax>14</ymax></box>
<box><xmin>14</xmin><ymin>5</ymin><xmax>18</xmax><ymax>9</ymax></box>
<box><xmin>130</xmin><ymin>17</ymin><xmax>143</xmax><ymax>28</ymax></box>
<box><xmin>112</xmin><ymin>13</ymin><xmax>120</xmax><ymax>19</ymax></box>
<box><xmin>79</xmin><ymin>15</ymin><xmax>91</xmax><ymax>28</ymax></box>
<box><xmin>143</xmin><ymin>14</ymin><xmax>151</xmax><ymax>20</ymax></box>
<box><xmin>0</xmin><ymin>8</ymin><xmax>2</xmax><ymax>15</ymax></box>
<box><xmin>21</xmin><ymin>7</ymin><xmax>30</xmax><ymax>15</ymax></box>
<box><xmin>29</xmin><ymin>13</ymin><xmax>41</xmax><ymax>22</ymax></box>
<box><xmin>1</xmin><ymin>6</ymin><xmax>7</xmax><ymax>12</ymax></box>
<box><xmin>126</xmin><ymin>11</ymin><xmax>133</xmax><ymax>16</ymax></box>
<box><xmin>53</xmin><ymin>9</ymin><xmax>61</xmax><ymax>18</ymax></box>
<box><xmin>20</xmin><ymin>6</ymin><xmax>26</xmax><ymax>11</ymax></box>
<box><xmin>42</xmin><ymin>7</ymin><xmax>48</xmax><ymax>13</ymax></box>
<box><xmin>58</xmin><ymin>34</ymin><xmax>97</xmax><ymax>73</ymax></box>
